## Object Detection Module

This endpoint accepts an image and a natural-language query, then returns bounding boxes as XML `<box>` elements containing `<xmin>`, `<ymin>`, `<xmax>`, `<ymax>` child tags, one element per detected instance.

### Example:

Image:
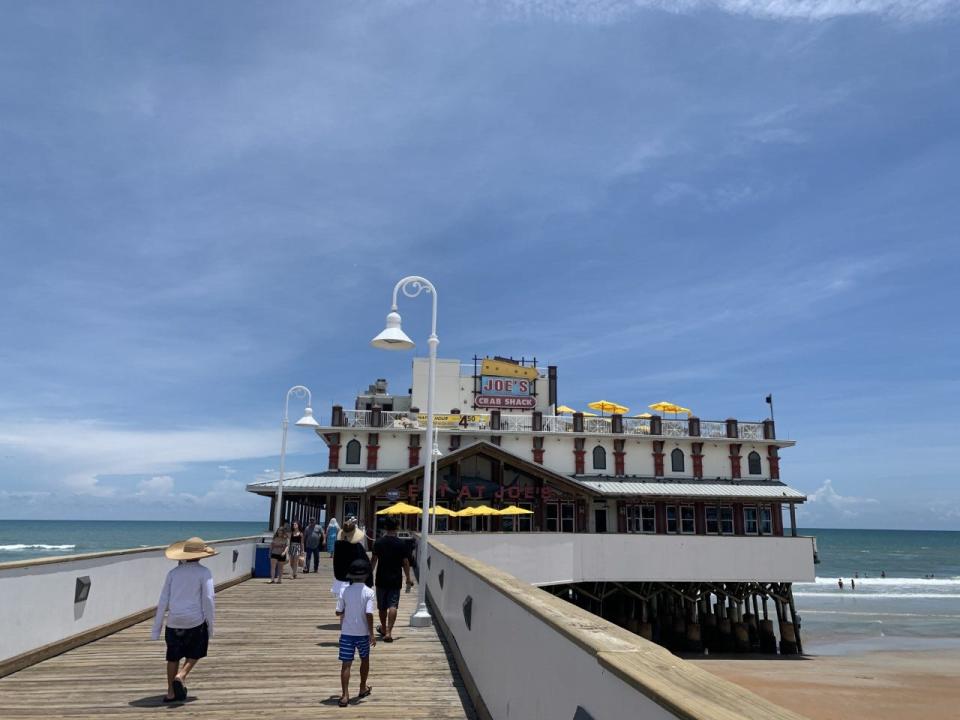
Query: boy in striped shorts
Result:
<box><xmin>335</xmin><ymin>558</ymin><xmax>376</xmax><ymax>707</ymax></box>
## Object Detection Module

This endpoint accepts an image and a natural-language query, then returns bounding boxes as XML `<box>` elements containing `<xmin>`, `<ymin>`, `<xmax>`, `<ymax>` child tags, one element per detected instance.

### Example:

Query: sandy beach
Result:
<box><xmin>691</xmin><ymin>648</ymin><xmax>960</xmax><ymax>720</ymax></box>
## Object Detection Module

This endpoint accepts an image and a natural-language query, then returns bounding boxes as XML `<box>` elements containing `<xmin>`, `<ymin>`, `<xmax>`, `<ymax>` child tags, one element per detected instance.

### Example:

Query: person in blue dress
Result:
<box><xmin>326</xmin><ymin>517</ymin><xmax>339</xmax><ymax>558</ymax></box>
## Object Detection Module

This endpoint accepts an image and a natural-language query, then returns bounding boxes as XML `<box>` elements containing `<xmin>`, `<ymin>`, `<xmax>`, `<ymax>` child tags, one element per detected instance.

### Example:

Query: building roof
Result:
<box><xmin>576</xmin><ymin>478</ymin><xmax>806</xmax><ymax>501</ymax></box>
<box><xmin>246</xmin><ymin>471</ymin><xmax>394</xmax><ymax>495</ymax></box>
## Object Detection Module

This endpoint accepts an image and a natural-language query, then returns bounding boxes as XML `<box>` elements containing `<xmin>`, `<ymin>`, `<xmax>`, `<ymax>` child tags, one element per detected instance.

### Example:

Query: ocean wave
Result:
<box><xmin>0</xmin><ymin>544</ymin><xmax>76</xmax><ymax>551</ymax></box>
<box><xmin>802</xmin><ymin>610</ymin><xmax>960</xmax><ymax>619</ymax></box>
<box><xmin>807</xmin><ymin>576</ymin><xmax>960</xmax><ymax>586</ymax></box>
<box><xmin>794</xmin><ymin>592</ymin><xmax>960</xmax><ymax>600</ymax></box>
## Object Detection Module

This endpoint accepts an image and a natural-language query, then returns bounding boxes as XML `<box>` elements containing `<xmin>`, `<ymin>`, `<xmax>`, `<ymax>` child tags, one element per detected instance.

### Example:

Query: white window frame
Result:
<box><xmin>665</xmin><ymin>505</ymin><xmax>678</xmax><ymax>534</ymax></box>
<box><xmin>720</xmin><ymin>505</ymin><xmax>734</xmax><ymax>535</ymax></box>
<box><xmin>560</xmin><ymin>502</ymin><xmax>576</xmax><ymax>533</ymax></box>
<box><xmin>680</xmin><ymin>505</ymin><xmax>696</xmax><ymax>534</ymax></box>
<box><xmin>641</xmin><ymin>504</ymin><xmax>656</xmax><ymax>533</ymax></box>
<box><xmin>743</xmin><ymin>505</ymin><xmax>759</xmax><ymax>535</ymax></box>
<box><xmin>759</xmin><ymin>505</ymin><xmax>773</xmax><ymax>535</ymax></box>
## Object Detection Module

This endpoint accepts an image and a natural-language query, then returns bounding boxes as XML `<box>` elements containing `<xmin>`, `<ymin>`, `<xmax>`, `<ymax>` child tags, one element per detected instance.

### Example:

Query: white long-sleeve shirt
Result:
<box><xmin>151</xmin><ymin>561</ymin><xmax>215</xmax><ymax>640</ymax></box>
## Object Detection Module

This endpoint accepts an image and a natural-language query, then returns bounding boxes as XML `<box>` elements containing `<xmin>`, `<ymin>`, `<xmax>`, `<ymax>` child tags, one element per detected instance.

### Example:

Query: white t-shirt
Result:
<box><xmin>336</xmin><ymin>582</ymin><xmax>375</xmax><ymax>637</ymax></box>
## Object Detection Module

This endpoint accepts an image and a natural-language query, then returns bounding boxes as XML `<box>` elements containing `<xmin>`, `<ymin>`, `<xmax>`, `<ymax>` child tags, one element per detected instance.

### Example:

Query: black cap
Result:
<box><xmin>347</xmin><ymin>558</ymin><xmax>371</xmax><ymax>581</ymax></box>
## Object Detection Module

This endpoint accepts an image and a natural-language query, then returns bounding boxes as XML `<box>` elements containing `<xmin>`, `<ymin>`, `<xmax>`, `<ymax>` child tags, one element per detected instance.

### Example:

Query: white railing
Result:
<box><xmin>583</xmin><ymin>417</ymin><xmax>613</xmax><ymax>433</ymax></box>
<box><xmin>498</xmin><ymin>415</ymin><xmax>533</xmax><ymax>432</ymax></box>
<box><xmin>662</xmin><ymin>419</ymin><xmax>689</xmax><ymax>437</ymax></box>
<box><xmin>701</xmin><ymin>421</ymin><xmax>727</xmax><ymax>438</ymax></box>
<box><xmin>327</xmin><ymin>409</ymin><xmax>768</xmax><ymax>440</ymax></box>
<box><xmin>622</xmin><ymin>417</ymin><xmax>651</xmax><ymax>435</ymax></box>
<box><xmin>340</xmin><ymin>409</ymin><xmax>372</xmax><ymax>427</ymax></box>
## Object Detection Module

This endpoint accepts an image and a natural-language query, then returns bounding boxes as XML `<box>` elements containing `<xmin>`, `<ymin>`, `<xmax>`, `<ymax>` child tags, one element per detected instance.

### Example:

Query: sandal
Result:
<box><xmin>358</xmin><ymin>686</ymin><xmax>373</xmax><ymax>699</ymax></box>
<box><xmin>172</xmin><ymin>678</ymin><xmax>187</xmax><ymax>701</ymax></box>
<box><xmin>338</xmin><ymin>697</ymin><xmax>349</xmax><ymax>708</ymax></box>
<box><xmin>376</xmin><ymin>625</ymin><xmax>385</xmax><ymax>636</ymax></box>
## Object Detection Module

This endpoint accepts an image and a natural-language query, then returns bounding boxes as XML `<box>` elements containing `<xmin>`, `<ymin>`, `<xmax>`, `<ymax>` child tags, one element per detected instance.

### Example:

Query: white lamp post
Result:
<box><xmin>273</xmin><ymin>385</ymin><xmax>321</xmax><ymax>532</ymax></box>
<box><xmin>371</xmin><ymin>276</ymin><xmax>437</xmax><ymax>628</ymax></box>
<box><xmin>430</xmin><ymin>427</ymin><xmax>442</xmax><ymax>533</ymax></box>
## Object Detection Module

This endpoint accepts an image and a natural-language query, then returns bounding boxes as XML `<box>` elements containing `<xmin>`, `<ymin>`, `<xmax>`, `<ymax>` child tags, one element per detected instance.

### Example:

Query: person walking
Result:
<box><xmin>269</xmin><ymin>525</ymin><xmax>290</xmax><ymax>584</ymax></box>
<box><xmin>332</xmin><ymin>517</ymin><xmax>368</xmax><ymax>598</ymax></box>
<box><xmin>151</xmin><ymin>537</ymin><xmax>217</xmax><ymax>703</ymax></box>
<box><xmin>370</xmin><ymin>516</ymin><xmax>414</xmax><ymax>643</ymax></box>
<box><xmin>303</xmin><ymin>517</ymin><xmax>322</xmax><ymax>574</ymax></box>
<box><xmin>326</xmin><ymin>517</ymin><xmax>339</xmax><ymax>558</ymax></box>
<box><xmin>335</xmin><ymin>558</ymin><xmax>376</xmax><ymax>707</ymax></box>
<box><xmin>288</xmin><ymin>521</ymin><xmax>304</xmax><ymax>580</ymax></box>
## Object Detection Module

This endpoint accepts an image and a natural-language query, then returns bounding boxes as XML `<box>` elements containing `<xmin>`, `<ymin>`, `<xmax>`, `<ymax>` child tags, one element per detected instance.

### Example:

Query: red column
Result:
<box><xmin>655</xmin><ymin>501</ymin><xmax>666</xmax><ymax>535</ymax></box>
<box><xmin>652</xmin><ymin>441</ymin><xmax>665</xmax><ymax>477</ymax></box>
<box><xmin>691</xmin><ymin>442</ymin><xmax>704</xmax><ymax>479</ymax></box>
<box><xmin>772</xmin><ymin>503</ymin><xmax>784</xmax><ymax>536</ymax></box>
<box><xmin>617</xmin><ymin>500</ymin><xmax>627</xmax><ymax>533</ymax></box>
<box><xmin>407</xmin><ymin>446</ymin><xmax>420</xmax><ymax>468</ymax></box>
<box><xmin>733</xmin><ymin>503</ymin><xmax>744</xmax><ymax>535</ymax></box>
<box><xmin>532</xmin><ymin>448</ymin><xmax>545</xmax><ymax>464</ymax></box>
<box><xmin>576</xmin><ymin>499</ymin><xmax>587</xmax><ymax>532</ymax></box>
<box><xmin>326</xmin><ymin>433</ymin><xmax>341</xmax><ymax>470</ymax></box>
<box><xmin>614</xmin><ymin>439</ymin><xmax>625</xmax><ymax>476</ymax></box>
<box><xmin>694</xmin><ymin>501</ymin><xmax>705</xmax><ymax>534</ymax></box>
<box><xmin>767</xmin><ymin>446</ymin><xmax>780</xmax><ymax>479</ymax></box>
<box><xmin>366</xmin><ymin>433</ymin><xmax>379</xmax><ymax>471</ymax></box>
<box><xmin>573</xmin><ymin>438</ymin><xmax>586</xmax><ymax>474</ymax></box>
<box><xmin>729</xmin><ymin>443</ymin><xmax>742</xmax><ymax>479</ymax></box>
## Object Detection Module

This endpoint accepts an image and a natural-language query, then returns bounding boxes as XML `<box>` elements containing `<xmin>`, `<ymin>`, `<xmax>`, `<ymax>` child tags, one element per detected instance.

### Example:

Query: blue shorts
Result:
<box><xmin>338</xmin><ymin>634</ymin><xmax>370</xmax><ymax>662</ymax></box>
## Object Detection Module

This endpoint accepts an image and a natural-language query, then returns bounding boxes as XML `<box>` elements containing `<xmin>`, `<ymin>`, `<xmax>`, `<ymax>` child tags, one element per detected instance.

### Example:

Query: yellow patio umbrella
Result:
<box><xmin>456</xmin><ymin>505</ymin><xmax>498</xmax><ymax>517</ymax></box>
<box><xmin>376</xmin><ymin>501</ymin><xmax>422</xmax><ymax>515</ymax></box>
<box><xmin>428</xmin><ymin>505</ymin><xmax>457</xmax><ymax>516</ymax></box>
<box><xmin>496</xmin><ymin>505</ymin><xmax>535</xmax><ymax>516</ymax></box>
<box><xmin>588</xmin><ymin>400</ymin><xmax>630</xmax><ymax>416</ymax></box>
<box><xmin>648</xmin><ymin>401</ymin><xmax>691</xmax><ymax>416</ymax></box>
<box><xmin>632</xmin><ymin>412</ymin><xmax>654</xmax><ymax>418</ymax></box>
<box><xmin>580</xmin><ymin>411</ymin><xmax>598</xmax><ymax>417</ymax></box>
<box><xmin>556</xmin><ymin>404</ymin><xmax>577</xmax><ymax>415</ymax></box>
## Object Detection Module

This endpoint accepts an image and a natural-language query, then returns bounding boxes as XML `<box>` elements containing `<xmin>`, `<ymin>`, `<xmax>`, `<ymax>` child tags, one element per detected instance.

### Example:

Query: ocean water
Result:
<box><xmin>795</xmin><ymin>528</ymin><xmax>960</xmax><ymax>653</ymax></box>
<box><xmin>0</xmin><ymin>520</ymin><xmax>268</xmax><ymax>563</ymax></box>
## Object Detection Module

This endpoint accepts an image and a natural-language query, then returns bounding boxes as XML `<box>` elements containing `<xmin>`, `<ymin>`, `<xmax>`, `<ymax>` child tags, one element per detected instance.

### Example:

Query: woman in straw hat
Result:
<box><xmin>150</xmin><ymin>537</ymin><xmax>218</xmax><ymax>703</ymax></box>
<box><xmin>331</xmin><ymin>516</ymin><xmax>368</xmax><ymax>597</ymax></box>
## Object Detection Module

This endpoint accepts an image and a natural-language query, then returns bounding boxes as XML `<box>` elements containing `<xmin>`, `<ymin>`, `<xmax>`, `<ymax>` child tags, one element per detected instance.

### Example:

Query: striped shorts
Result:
<box><xmin>338</xmin><ymin>634</ymin><xmax>370</xmax><ymax>662</ymax></box>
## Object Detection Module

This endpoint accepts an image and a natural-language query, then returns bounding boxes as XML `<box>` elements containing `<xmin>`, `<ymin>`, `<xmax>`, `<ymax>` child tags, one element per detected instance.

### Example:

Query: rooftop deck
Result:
<box><xmin>0</xmin><ymin>561</ymin><xmax>475</xmax><ymax>719</ymax></box>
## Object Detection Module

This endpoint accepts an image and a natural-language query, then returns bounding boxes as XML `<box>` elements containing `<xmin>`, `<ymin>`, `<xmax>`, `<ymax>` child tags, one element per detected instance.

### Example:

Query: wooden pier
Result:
<box><xmin>0</xmin><ymin>560</ymin><xmax>476</xmax><ymax>719</ymax></box>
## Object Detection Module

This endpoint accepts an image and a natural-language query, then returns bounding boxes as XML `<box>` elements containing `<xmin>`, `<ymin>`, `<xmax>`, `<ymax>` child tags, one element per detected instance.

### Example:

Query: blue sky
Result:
<box><xmin>1</xmin><ymin>1</ymin><xmax>958</xmax><ymax>528</ymax></box>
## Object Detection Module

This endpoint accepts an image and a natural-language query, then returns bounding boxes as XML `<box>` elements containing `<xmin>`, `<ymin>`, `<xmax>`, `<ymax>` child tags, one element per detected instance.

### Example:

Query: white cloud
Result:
<box><xmin>137</xmin><ymin>475</ymin><xmax>175</xmax><ymax>496</ymax></box>
<box><xmin>806</xmin><ymin>478</ymin><xmax>879</xmax><ymax>518</ymax></box>
<box><xmin>485</xmin><ymin>0</ymin><xmax>954</xmax><ymax>23</ymax></box>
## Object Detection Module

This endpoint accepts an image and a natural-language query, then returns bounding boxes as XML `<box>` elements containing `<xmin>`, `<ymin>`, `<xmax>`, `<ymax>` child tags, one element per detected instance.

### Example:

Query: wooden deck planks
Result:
<box><xmin>0</xmin><ymin>559</ymin><xmax>475</xmax><ymax>719</ymax></box>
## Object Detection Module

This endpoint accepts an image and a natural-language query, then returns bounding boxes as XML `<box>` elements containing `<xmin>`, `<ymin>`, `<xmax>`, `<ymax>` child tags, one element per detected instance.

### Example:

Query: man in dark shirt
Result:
<box><xmin>370</xmin><ymin>517</ymin><xmax>414</xmax><ymax>642</ymax></box>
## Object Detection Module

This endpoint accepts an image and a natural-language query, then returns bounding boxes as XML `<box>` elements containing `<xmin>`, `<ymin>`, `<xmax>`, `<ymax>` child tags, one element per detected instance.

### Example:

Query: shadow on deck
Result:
<box><xmin>0</xmin><ymin>560</ymin><xmax>476</xmax><ymax>719</ymax></box>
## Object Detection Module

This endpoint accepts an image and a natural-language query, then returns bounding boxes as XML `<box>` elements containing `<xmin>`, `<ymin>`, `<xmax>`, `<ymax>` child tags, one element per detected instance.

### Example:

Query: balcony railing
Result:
<box><xmin>328</xmin><ymin>409</ymin><xmax>773</xmax><ymax>441</ymax></box>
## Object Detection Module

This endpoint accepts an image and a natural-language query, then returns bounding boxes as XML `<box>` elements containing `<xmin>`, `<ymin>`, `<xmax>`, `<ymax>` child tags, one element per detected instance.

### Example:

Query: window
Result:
<box><xmin>560</xmin><ymin>503</ymin><xmax>576</xmax><ymax>533</ymax></box>
<box><xmin>345</xmin><ymin>439</ymin><xmax>361</xmax><ymax>465</ymax></box>
<box><xmin>545</xmin><ymin>503</ymin><xmax>559</xmax><ymax>532</ymax></box>
<box><xmin>748</xmin><ymin>451</ymin><xmax>762</xmax><ymax>475</ymax></box>
<box><xmin>760</xmin><ymin>506</ymin><xmax>773</xmax><ymax>535</ymax></box>
<box><xmin>666</xmin><ymin>506</ymin><xmax>678</xmax><ymax>534</ymax></box>
<box><xmin>680</xmin><ymin>506</ymin><xmax>695</xmax><ymax>534</ymax></box>
<box><xmin>518</xmin><ymin>502</ymin><xmax>533</xmax><ymax>532</ymax></box>
<box><xmin>592</xmin><ymin>446</ymin><xmax>606</xmax><ymax>470</ymax></box>
<box><xmin>720</xmin><ymin>506</ymin><xmax>734</xmax><ymax>535</ymax></box>
<box><xmin>671</xmin><ymin>448</ymin><xmax>684</xmax><ymax>473</ymax></box>
<box><xmin>343</xmin><ymin>498</ymin><xmax>360</xmax><ymax>521</ymax></box>
<box><xmin>705</xmin><ymin>505</ymin><xmax>719</xmax><ymax>534</ymax></box>
<box><xmin>641</xmin><ymin>504</ymin><xmax>656</xmax><ymax>533</ymax></box>
<box><xmin>744</xmin><ymin>506</ymin><xmax>759</xmax><ymax>535</ymax></box>
<box><xmin>626</xmin><ymin>505</ymin><xmax>641</xmax><ymax>533</ymax></box>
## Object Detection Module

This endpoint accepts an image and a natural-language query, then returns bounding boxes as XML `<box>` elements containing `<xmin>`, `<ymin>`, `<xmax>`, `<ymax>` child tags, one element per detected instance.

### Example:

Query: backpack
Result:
<box><xmin>306</xmin><ymin>525</ymin><xmax>322</xmax><ymax>550</ymax></box>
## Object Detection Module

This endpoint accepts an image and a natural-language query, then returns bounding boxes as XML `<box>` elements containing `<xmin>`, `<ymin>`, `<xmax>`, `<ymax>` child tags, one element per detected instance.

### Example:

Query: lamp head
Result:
<box><xmin>295</xmin><ymin>407</ymin><xmax>321</xmax><ymax>427</ymax></box>
<box><xmin>371</xmin><ymin>310</ymin><xmax>415</xmax><ymax>350</ymax></box>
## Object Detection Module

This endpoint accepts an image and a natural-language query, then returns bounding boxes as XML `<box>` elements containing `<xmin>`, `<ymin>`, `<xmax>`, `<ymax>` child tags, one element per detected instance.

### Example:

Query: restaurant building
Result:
<box><xmin>247</xmin><ymin>356</ymin><xmax>813</xmax><ymax>656</ymax></box>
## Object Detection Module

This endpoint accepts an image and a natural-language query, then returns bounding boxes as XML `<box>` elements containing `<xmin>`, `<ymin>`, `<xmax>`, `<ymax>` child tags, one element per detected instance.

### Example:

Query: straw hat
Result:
<box><xmin>337</xmin><ymin>517</ymin><xmax>364</xmax><ymax>544</ymax></box>
<box><xmin>165</xmin><ymin>537</ymin><xmax>219</xmax><ymax>561</ymax></box>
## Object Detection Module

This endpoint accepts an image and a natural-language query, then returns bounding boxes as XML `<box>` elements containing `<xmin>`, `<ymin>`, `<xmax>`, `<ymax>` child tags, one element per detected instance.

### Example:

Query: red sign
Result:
<box><xmin>475</xmin><ymin>395</ymin><xmax>536</xmax><ymax>409</ymax></box>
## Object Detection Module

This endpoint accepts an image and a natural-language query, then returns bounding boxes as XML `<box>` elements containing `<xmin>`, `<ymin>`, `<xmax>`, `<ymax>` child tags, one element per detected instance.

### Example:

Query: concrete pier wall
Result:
<box><xmin>0</xmin><ymin>537</ymin><xmax>260</xmax><ymax>673</ymax></box>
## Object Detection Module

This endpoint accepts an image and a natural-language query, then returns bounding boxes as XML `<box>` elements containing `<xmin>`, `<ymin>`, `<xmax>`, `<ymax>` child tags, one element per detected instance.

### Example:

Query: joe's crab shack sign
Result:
<box><xmin>474</xmin><ymin>358</ymin><xmax>537</xmax><ymax>409</ymax></box>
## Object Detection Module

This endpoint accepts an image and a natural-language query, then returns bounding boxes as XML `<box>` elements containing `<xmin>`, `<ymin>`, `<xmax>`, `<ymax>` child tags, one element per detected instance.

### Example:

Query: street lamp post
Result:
<box><xmin>273</xmin><ymin>385</ymin><xmax>321</xmax><ymax>532</ymax></box>
<box><xmin>371</xmin><ymin>276</ymin><xmax>438</xmax><ymax>627</ymax></box>
<box><xmin>430</xmin><ymin>427</ymin><xmax>442</xmax><ymax>533</ymax></box>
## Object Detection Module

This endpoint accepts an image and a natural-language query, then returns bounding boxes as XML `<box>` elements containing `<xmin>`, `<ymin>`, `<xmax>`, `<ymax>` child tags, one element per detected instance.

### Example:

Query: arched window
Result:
<box><xmin>592</xmin><ymin>446</ymin><xmax>606</xmax><ymax>470</ymax></box>
<box><xmin>671</xmin><ymin>448</ymin><xmax>685</xmax><ymax>473</ymax></box>
<box><xmin>345</xmin><ymin>439</ymin><xmax>361</xmax><ymax>465</ymax></box>
<box><xmin>748</xmin><ymin>451</ymin><xmax>762</xmax><ymax>475</ymax></box>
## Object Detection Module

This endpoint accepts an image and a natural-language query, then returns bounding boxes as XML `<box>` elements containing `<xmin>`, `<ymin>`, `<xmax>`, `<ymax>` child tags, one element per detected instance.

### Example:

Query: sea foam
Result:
<box><xmin>0</xmin><ymin>544</ymin><xmax>76</xmax><ymax>551</ymax></box>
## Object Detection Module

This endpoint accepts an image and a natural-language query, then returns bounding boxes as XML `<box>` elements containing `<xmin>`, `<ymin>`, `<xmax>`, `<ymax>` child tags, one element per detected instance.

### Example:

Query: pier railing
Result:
<box><xmin>0</xmin><ymin>536</ymin><xmax>262</xmax><ymax>678</ymax></box>
<box><xmin>331</xmin><ymin>408</ymin><xmax>773</xmax><ymax>440</ymax></box>
<box><xmin>425</xmin><ymin>538</ymin><xmax>808</xmax><ymax>720</ymax></box>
